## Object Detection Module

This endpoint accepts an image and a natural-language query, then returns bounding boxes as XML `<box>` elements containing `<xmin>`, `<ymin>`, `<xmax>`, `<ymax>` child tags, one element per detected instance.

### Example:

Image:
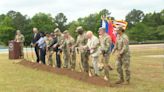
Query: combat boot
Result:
<box><xmin>124</xmin><ymin>80</ymin><xmax>130</xmax><ymax>85</ymax></box>
<box><xmin>115</xmin><ymin>79</ymin><xmax>124</xmax><ymax>84</ymax></box>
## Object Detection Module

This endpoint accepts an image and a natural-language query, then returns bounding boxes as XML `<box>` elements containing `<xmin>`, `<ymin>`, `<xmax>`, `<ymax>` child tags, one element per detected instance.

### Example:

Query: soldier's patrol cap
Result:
<box><xmin>54</xmin><ymin>28</ymin><xmax>61</xmax><ymax>33</ymax></box>
<box><xmin>49</xmin><ymin>33</ymin><xmax>54</xmax><ymax>37</ymax></box>
<box><xmin>63</xmin><ymin>30</ymin><xmax>68</xmax><ymax>34</ymax></box>
<box><xmin>98</xmin><ymin>27</ymin><xmax>105</xmax><ymax>32</ymax></box>
<box><xmin>76</xmin><ymin>26</ymin><xmax>83</xmax><ymax>32</ymax></box>
<box><xmin>16</xmin><ymin>30</ymin><xmax>21</xmax><ymax>33</ymax></box>
<box><xmin>116</xmin><ymin>26</ymin><xmax>124</xmax><ymax>32</ymax></box>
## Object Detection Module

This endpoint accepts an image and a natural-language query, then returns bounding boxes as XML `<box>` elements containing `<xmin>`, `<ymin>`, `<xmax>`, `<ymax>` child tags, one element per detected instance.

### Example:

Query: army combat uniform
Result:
<box><xmin>62</xmin><ymin>32</ymin><xmax>75</xmax><ymax>69</ymax></box>
<box><xmin>70</xmin><ymin>45</ymin><xmax>76</xmax><ymax>70</ymax></box>
<box><xmin>15</xmin><ymin>34</ymin><xmax>25</xmax><ymax>58</ymax></box>
<box><xmin>74</xmin><ymin>27</ymin><xmax>89</xmax><ymax>73</ymax></box>
<box><xmin>113</xmin><ymin>33</ymin><xmax>131</xmax><ymax>83</ymax></box>
<box><xmin>99</xmin><ymin>33</ymin><xmax>112</xmax><ymax>80</ymax></box>
<box><xmin>46</xmin><ymin>37</ymin><xmax>54</xmax><ymax>66</ymax></box>
<box><xmin>54</xmin><ymin>28</ymin><xmax>64</xmax><ymax>68</ymax></box>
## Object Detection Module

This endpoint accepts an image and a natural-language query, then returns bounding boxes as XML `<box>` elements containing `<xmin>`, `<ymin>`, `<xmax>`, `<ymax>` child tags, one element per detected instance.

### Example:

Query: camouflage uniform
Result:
<box><xmin>54</xmin><ymin>28</ymin><xmax>64</xmax><ymax>68</ymax></box>
<box><xmin>15</xmin><ymin>34</ymin><xmax>25</xmax><ymax>58</ymax></box>
<box><xmin>113</xmin><ymin>33</ymin><xmax>130</xmax><ymax>83</ymax></box>
<box><xmin>74</xmin><ymin>27</ymin><xmax>89</xmax><ymax>72</ymax></box>
<box><xmin>62</xmin><ymin>32</ymin><xmax>75</xmax><ymax>69</ymax></box>
<box><xmin>68</xmin><ymin>37</ymin><xmax>76</xmax><ymax>70</ymax></box>
<box><xmin>99</xmin><ymin>33</ymin><xmax>111</xmax><ymax>80</ymax></box>
<box><xmin>70</xmin><ymin>45</ymin><xmax>76</xmax><ymax>70</ymax></box>
<box><xmin>46</xmin><ymin>38</ymin><xmax>54</xmax><ymax>66</ymax></box>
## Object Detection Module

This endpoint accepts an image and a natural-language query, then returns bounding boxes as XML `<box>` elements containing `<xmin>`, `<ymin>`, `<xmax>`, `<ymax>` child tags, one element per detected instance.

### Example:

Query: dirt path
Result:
<box><xmin>19</xmin><ymin>60</ymin><xmax>112</xmax><ymax>87</ymax></box>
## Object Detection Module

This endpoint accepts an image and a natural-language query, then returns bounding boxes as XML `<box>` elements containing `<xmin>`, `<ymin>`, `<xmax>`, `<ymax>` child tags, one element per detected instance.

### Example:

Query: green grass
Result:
<box><xmin>0</xmin><ymin>45</ymin><xmax>164</xmax><ymax>92</ymax></box>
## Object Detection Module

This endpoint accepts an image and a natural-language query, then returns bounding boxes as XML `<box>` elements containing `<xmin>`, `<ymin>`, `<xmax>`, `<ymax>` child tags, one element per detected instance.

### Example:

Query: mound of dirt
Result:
<box><xmin>19</xmin><ymin>60</ymin><xmax>112</xmax><ymax>87</ymax></box>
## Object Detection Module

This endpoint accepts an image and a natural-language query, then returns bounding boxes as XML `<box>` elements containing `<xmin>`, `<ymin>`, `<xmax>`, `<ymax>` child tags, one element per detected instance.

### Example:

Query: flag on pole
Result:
<box><xmin>113</xmin><ymin>20</ymin><xmax>128</xmax><ymax>30</ymax></box>
<box><xmin>108</xmin><ymin>20</ymin><xmax>116</xmax><ymax>44</ymax></box>
<box><xmin>101</xmin><ymin>20</ymin><xmax>108</xmax><ymax>33</ymax></box>
<box><xmin>100</xmin><ymin>16</ymin><xmax>128</xmax><ymax>51</ymax></box>
<box><xmin>100</xmin><ymin>16</ymin><xmax>117</xmax><ymax>51</ymax></box>
<box><xmin>101</xmin><ymin>19</ymin><xmax>116</xmax><ymax>44</ymax></box>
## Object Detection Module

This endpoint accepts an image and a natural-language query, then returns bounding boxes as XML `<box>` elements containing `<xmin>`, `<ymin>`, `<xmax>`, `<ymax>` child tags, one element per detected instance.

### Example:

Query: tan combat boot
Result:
<box><xmin>115</xmin><ymin>79</ymin><xmax>124</xmax><ymax>84</ymax></box>
<box><xmin>124</xmin><ymin>80</ymin><xmax>130</xmax><ymax>85</ymax></box>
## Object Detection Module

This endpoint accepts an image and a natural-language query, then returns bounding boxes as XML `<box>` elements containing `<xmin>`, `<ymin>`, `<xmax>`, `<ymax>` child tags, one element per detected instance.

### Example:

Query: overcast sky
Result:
<box><xmin>0</xmin><ymin>0</ymin><xmax>163</xmax><ymax>22</ymax></box>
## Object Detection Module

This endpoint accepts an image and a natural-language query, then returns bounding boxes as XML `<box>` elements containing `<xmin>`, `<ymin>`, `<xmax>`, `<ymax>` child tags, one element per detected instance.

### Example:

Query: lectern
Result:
<box><xmin>9</xmin><ymin>40</ymin><xmax>21</xmax><ymax>59</ymax></box>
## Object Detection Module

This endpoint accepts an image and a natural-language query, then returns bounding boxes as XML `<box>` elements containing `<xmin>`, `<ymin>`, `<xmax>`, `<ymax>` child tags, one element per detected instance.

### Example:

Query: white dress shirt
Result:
<box><xmin>36</xmin><ymin>37</ymin><xmax>46</xmax><ymax>49</ymax></box>
<box><xmin>87</xmin><ymin>35</ymin><xmax>99</xmax><ymax>57</ymax></box>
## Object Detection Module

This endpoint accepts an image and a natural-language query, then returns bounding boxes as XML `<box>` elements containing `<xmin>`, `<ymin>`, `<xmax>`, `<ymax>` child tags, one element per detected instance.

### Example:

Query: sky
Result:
<box><xmin>0</xmin><ymin>0</ymin><xmax>163</xmax><ymax>22</ymax></box>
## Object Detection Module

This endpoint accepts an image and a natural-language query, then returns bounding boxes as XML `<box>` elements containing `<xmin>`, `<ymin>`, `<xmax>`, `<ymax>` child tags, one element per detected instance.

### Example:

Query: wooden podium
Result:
<box><xmin>9</xmin><ymin>40</ymin><xmax>21</xmax><ymax>59</ymax></box>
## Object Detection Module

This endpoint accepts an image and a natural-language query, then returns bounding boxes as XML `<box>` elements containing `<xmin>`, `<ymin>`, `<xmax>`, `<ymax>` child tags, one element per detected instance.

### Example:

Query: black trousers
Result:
<box><xmin>40</xmin><ymin>48</ymin><xmax>46</xmax><ymax>64</ymax></box>
<box><xmin>56</xmin><ymin>49</ymin><xmax>61</xmax><ymax>68</ymax></box>
<box><xmin>34</xmin><ymin>46</ymin><xmax>40</xmax><ymax>63</ymax></box>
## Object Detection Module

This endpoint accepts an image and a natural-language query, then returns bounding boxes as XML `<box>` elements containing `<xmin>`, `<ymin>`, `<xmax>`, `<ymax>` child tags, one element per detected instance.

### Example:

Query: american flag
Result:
<box><xmin>113</xmin><ymin>20</ymin><xmax>128</xmax><ymax>30</ymax></box>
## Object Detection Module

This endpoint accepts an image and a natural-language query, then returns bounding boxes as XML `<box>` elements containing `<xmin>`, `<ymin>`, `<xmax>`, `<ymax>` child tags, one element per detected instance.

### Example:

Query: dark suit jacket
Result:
<box><xmin>32</xmin><ymin>32</ymin><xmax>41</xmax><ymax>44</ymax></box>
<box><xmin>48</xmin><ymin>37</ymin><xmax>58</xmax><ymax>51</ymax></box>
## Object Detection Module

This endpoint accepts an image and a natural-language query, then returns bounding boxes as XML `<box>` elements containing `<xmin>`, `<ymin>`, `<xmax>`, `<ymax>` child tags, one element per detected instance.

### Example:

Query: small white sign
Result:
<box><xmin>9</xmin><ymin>43</ymin><xmax>14</xmax><ymax>51</ymax></box>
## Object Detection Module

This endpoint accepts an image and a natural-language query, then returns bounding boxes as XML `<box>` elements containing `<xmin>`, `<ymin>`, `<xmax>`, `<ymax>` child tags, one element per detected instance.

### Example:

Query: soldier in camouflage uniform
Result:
<box><xmin>53</xmin><ymin>28</ymin><xmax>64</xmax><ymax>68</ymax></box>
<box><xmin>70</xmin><ymin>44</ymin><xmax>76</xmax><ymax>70</ymax></box>
<box><xmin>112</xmin><ymin>26</ymin><xmax>131</xmax><ymax>84</ymax></box>
<box><xmin>46</xmin><ymin>33</ymin><xmax>55</xmax><ymax>66</ymax></box>
<box><xmin>98</xmin><ymin>27</ymin><xmax>112</xmax><ymax>81</ymax></box>
<box><xmin>61</xmin><ymin>30</ymin><xmax>75</xmax><ymax>69</ymax></box>
<box><xmin>73</xmin><ymin>26</ymin><xmax>89</xmax><ymax>73</ymax></box>
<box><xmin>15</xmin><ymin>30</ymin><xmax>25</xmax><ymax>58</ymax></box>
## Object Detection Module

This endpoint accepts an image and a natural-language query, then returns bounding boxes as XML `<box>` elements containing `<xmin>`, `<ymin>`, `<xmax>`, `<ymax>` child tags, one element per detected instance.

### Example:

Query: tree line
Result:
<box><xmin>0</xmin><ymin>9</ymin><xmax>163</xmax><ymax>46</ymax></box>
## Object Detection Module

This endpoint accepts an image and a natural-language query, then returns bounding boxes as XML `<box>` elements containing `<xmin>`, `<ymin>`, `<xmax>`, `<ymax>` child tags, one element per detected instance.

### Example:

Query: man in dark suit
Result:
<box><xmin>31</xmin><ymin>27</ymin><xmax>41</xmax><ymax>63</ymax></box>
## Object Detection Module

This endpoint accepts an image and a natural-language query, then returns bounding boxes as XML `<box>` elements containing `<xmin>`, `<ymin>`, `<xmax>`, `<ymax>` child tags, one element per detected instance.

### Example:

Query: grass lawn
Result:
<box><xmin>0</xmin><ymin>44</ymin><xmax>164</xmax><ymax>92</ymax></box>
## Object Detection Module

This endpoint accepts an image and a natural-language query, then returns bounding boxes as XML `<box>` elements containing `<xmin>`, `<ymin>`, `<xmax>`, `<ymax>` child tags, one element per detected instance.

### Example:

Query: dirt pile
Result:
<box><xmin>19</xmin><ymin>60</ymin><xmax>112</xmax><ymax>87</ymax></box>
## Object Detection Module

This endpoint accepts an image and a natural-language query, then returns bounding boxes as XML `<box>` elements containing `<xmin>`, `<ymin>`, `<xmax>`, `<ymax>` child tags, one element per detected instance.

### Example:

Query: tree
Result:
<box><xmin>0</xmin><ymin>9</ymin><xmax>164</xmax><ymax>45</ymax></box>
<box><xmin>0</xmin><ymin>15</ymin><xmax>15</xmax><ymax>45</ymax></box>
<box><xmin>0</xmin><ymin>14</ymin><xmax>6</xmax><ymax>24</ymax></box>
<box><xmin>75</xmin><ymin>9</ymin><xmax>112</xmax><ymax>36</ymax></box>
<box><xmin>143</xmin><ymin>12</ymin><xmax>163</xmax><ymax>27</ymax></box>
<box><xmin>126</xmin><ymin>9</ymin><xmax>144</xmax><ymax>29</ymax></box>
<box><xmin>6</xmin><ymin>10</ymin><xmax>17</xmax><ymax>19</ymax></box>
<box><xmin>77</xmin><ymin>13</ymin><xmax>98</xmax><ymax>35</ymax></box>
<box><xmin>99</xmin><ymin>9</ymin><xmax>111</xmax><ymax>16</ymax></box>
<box><xmin>6</xmin><ymin>10</ymin><xmax>27</xmax><ymax>30</ymax></box>
<box><xmin>128</xmin><ymin>23</ymin><xmax>149</xmax><ymax>42</ymax></box>
<box><xmin>5</xmin><ymin>10</ymin><xmax>32</xmax><ymax>45</ymax></box>
<box><xmin>54</xmin><ymin>13</ymin><xmax>67</xmax><ymax>32</ymax></box>
<box><xmin>160</xmin><ymin>10</ymin><xmax>164</xmax><ymax>24</ymax></box>
<box><xmin>156</xmin><ymin>25</ymin><xmax>164</xmax><ymax>40</ymax></box>
<box><xmin>30</xmin><ymin>12</ymin><xmax>55</xmax><ymax>32</ymax></box>
<box><xmin>67</xmin><ymin>21</ymin><xmax>79</xmax><ymax>38</ymax></box>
